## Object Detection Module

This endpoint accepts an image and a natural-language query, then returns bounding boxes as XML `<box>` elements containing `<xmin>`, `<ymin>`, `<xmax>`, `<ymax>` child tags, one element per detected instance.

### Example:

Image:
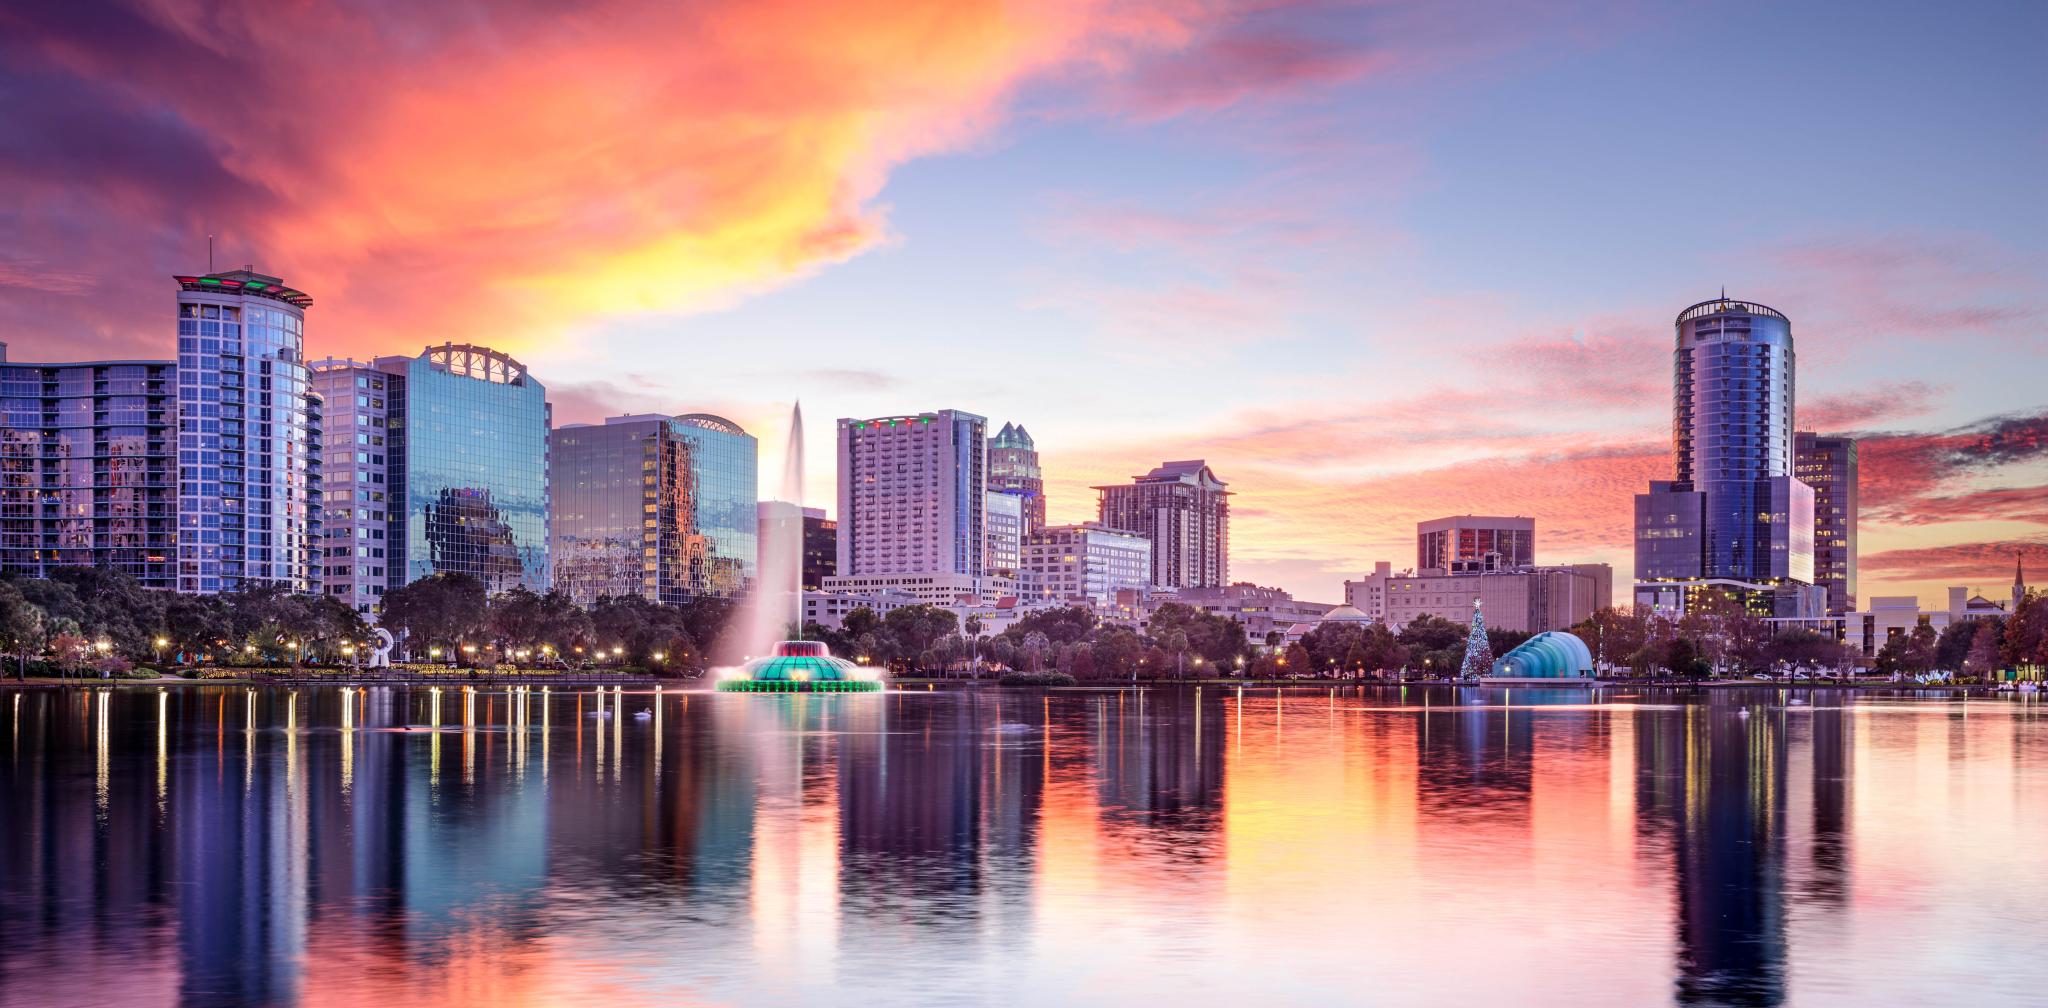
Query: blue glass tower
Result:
<box><xmin>382</xmin><ymin>344</ymin><xmax>550</xmax><ymax>594</ymax></box>
<box><xmin>1635</xmin><ymin>298</ymin><xmax>1816</xmax><ymax>617</ymax></box>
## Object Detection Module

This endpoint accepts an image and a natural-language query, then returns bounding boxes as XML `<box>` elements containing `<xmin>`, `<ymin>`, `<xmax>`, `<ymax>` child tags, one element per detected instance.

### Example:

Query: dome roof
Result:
<box><xmin>1320</xmin><ymin>605</ymin><xmax>1373</xmax><ymax>623</ymax></box>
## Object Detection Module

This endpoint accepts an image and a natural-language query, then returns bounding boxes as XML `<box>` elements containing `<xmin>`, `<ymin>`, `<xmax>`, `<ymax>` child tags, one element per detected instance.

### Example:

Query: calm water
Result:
<box><xmin>3</xmin><ymin>685</ymin><xmax>2046</xmax><ymax>1007</ymax></box>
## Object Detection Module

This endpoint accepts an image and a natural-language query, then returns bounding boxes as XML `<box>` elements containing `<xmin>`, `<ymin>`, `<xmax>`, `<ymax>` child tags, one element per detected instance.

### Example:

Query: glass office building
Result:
<box><xmin>386</xmin><ymin>345</ymin><xmax>550</xmax><ymax>594</ymax></box>
<box><xmin>0</xmin><ymin>353</ymin><xmax>178</xmax><ymax>587</ymax></box>
<box><xmin>173</xmin><ymin>269</ymin><xmax>319</xmax><ymax>593</ymax></box>
<box><xmin>551</xmin><ymin>413</ymin><xmax>756</xmax><ymax>605</ymax></box>
<box><xmin>1634</xmin><ymin>298</ymin><xmax>1817</xmax><ymax>617</ymax></box>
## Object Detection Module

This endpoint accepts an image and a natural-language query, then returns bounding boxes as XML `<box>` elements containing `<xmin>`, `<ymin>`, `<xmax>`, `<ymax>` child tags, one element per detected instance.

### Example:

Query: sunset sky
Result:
<box><xmin>2</xmin><ymin>0</ymin><xmax>2042</xmax><ymax>605</ymax></box>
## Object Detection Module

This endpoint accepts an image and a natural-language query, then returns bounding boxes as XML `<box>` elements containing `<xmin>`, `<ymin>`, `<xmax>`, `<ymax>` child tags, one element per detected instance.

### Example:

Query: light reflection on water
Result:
<box><xmin>3</xmin><ymin>685</ymin><xmax>2047</xmax><ymax>1007</ymax></box>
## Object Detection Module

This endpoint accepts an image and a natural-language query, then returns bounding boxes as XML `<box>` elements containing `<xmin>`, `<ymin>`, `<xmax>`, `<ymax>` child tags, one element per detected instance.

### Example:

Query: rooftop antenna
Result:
<box><xmin>1719</xmin><ymin>284</ymin><xmax>1726</xmax><ymax>301</ymax></box>
<box><xmin>207</xmin><ymin>234</ymin><xmax>214</xmax><ymax>273</ymax></box>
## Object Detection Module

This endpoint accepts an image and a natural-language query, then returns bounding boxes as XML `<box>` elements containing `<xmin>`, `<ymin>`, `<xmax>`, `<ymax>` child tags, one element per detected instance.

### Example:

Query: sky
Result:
<box><xmin>2</xmin><ymin>0</ymin><xmax>2043</xmax><ymax>606</ymax></box>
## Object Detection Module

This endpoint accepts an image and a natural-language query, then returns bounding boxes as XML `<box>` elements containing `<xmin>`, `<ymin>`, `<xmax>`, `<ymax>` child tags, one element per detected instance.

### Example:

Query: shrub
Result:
<box><xmin>999</xmin><ymin>670</ymin><xmax>1075</xmax><ymax>688</ymax></box>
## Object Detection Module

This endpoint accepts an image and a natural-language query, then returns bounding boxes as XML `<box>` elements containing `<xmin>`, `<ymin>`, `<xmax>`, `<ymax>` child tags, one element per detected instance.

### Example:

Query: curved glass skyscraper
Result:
<box><xmin>1635</xmin><ymin>298</ymin><xmax>1818</xmax><ymax>618</ymax></box>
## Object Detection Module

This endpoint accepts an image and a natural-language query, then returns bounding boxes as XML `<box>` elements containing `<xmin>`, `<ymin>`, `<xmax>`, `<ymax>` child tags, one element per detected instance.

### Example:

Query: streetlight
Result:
<box><xmin>154</xmin><ymin>637</ymin><xmax>169</xmax><ymax>665</ymax></box>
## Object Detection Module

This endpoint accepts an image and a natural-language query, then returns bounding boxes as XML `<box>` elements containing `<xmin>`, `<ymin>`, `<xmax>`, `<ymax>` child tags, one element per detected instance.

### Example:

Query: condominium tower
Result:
<box><xmin>174</xmin><ymin>269</ymin><xmax>321</xmax><ymax>593</ymax></box>
<box><xmin>1634</xmin><ymin>298</ymin><xmax>1817</xmax><ymax>617</ymax></box>
<box><xmin>835</xmin><ymin>409</ymin><xmax>987</xmax><ymax>583</ymax></box>
<box><xmin>0</xmin><ymin>347</ymin><xmax>178</xmax><ymax>587</ymax></box>
<box><xmin>1095</xmin><ymin>460</ymin><xmax>1229</xmax><ymax>589</ymax></box>
<box><xmin>1794</xmin><ymin>431</ymin><xmax>1858</xmax><ymax>614</ymax></box>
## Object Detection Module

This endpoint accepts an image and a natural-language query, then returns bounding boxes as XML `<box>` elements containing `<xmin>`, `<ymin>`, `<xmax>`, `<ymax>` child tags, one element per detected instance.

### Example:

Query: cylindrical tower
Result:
<box><xmin>1671</xmin><ymin>298</ymin><xmax>1797</xmax><ymax>582</ymax></box>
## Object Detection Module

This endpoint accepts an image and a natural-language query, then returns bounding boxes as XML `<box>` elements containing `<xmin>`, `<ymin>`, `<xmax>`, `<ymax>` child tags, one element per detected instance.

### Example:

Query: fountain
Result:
<box><xmin>720</xmin><ymin>402</ymin><xmax>883</xmax><ymax>692</ymax></box>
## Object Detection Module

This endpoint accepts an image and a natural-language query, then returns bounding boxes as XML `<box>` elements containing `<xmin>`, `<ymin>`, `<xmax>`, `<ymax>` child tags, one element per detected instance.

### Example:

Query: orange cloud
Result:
<box><xmin>1</xmin><ymin>0</ymin><xmax>1363</xmax><ymax>358</ymax></box>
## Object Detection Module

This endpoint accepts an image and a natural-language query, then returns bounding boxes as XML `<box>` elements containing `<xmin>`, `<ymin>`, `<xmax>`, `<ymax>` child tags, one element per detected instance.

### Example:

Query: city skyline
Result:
<box><xmin>1</xmin><ymin>1</ymin><xmax>2042</xmax><ymax>607</ymax></box>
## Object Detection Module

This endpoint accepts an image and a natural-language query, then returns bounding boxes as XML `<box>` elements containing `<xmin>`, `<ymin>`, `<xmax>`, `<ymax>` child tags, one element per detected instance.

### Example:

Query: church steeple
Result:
<box><xmin>2018</xmin><ymin>548</ymin><xmax>2029</xmax><ymax>610</ymax></box>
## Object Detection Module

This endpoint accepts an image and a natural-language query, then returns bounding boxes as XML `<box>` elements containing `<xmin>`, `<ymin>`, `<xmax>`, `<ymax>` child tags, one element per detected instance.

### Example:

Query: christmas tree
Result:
<box><xmin>1460</xmin><ymin>598</ymin><xmax>1495</xmax><ymax>678</ymax></box>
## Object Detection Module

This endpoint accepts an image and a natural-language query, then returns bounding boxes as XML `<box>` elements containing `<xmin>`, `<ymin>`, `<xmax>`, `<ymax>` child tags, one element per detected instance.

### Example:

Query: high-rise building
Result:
<box><xmin>1794</xmin><ymin>432</ymin><xmax>1858</xmax><ymax>614</ymax></box>
<box><xmin>387</xmin><ymin>345</ymin><xmax>551</xmax><ymax>594</ymax></box>
<box><xmin>988</xmin><ymin>422</ymin><xmax>1045</xmax><ymax>533</ymax></box>
<box><xmin>552</xmin><ymin>413</ymin><xmax>756</xmax><ymax>605</ymax></box>
<box><xmin>0</xmin><ymin>348</ymin><xmax>178</xmax><ymax>587</ymax></box>
<box><xmin>1417</xmin><ymin>515</ymin><xmax>1534</xmax><ymax>574</ymax></box>
<box><xmin>308</xmin><ymin>359</ymin><xmax>395</xmax><ymax>610</ymax></box>
<box><xmin>802</xmin><ymin>507</ymin><xmax>836</xmax><ymax>591</ymax></box>
<box><xmin>1095</xmin><ymin>460</ymin><xmax>1229</xmax><ymax>589</ymax></box>
<box><xmin>835</xmin><ymin>409</ymin><xmax>986</xmax><ymax>581</ymax></box>
<box><xmin>311</xmin><ymin>344</ymin><xmax>550</xmax><ymax>604</ymax></box>
<box><xmin>1022</xmin><ymin>522</ymin><xmax>1151</xmax><ymax>603</ymax></box>
<box><xmin>985</xmin><ymin>490</ymin><xmax>1023</xmax><ymax>582</ymax></box>
<box><xmin>1634</xmin><ymin>298</ymin><xmax>1817</xmax><ymax>617</ymax></box>
<box><xmin>174</xmin><ymin>269</ymin><xmax>320</xmax><ymax>593</ymax></box>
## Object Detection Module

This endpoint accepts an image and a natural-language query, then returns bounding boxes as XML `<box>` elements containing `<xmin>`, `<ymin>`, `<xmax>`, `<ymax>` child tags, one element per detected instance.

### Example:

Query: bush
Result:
<box><xmin>1000</xmin><ymin>670</ymin><xmax>1075</xmax><ymax>688</ymax></box>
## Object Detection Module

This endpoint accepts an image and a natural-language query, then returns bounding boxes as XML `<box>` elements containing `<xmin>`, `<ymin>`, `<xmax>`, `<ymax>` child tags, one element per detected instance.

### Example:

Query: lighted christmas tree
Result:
<box><xmin>1460</xmin><ymin>597</ymin><xmax>1495</xmax><ymax>678</ymax></box>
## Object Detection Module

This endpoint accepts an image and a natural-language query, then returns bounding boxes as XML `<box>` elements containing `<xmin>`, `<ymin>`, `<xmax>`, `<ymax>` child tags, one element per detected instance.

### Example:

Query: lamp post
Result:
<box><xmin>154</xmin><ymin>637</ymin><xmax>168</xmax><ymax>666</ymax></box>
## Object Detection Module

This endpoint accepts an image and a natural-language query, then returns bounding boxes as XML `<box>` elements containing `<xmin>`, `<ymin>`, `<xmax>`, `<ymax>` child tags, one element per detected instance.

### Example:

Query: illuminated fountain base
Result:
<box><xmin>716</xmin><ymin>641</ymin><xmax>883</xmax><ymax>693</ymax></box>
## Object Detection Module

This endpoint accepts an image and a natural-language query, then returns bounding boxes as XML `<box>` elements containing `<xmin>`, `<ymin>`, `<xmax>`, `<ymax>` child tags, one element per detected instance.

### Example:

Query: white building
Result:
<box><xmin>1022</xmin><ymin>522</ymin><xmax>1152</xmax><ymax>604</ymax></box>
<box><xmin>804</xmin><ymin>587</ymin><xmax>921</xmax><ymax>630</ymax></box>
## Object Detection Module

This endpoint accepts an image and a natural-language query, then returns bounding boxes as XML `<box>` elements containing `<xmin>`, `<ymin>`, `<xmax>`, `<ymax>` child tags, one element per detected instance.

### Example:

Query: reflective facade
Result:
<box><xmin>552</xmin><ymin>413</ymin><xmax>756</xmax><ymax>605</ymax></box>
<box><xmin>388</xmin><ymin>345</ymin><xmax>550</xmax><ymax>593</ymax></box>
<box><xmin>985</xmin><ymin>490</ymin><xmax>1022</xmax><ymax>581</ymax></box>
<box><xmin>0</xmin><ymin>355</ymin><xmax>177</xmax><ymax>587</ymax></box>
<box><xmin>1795</xmin><ymin>432</ymin><xmax>1858</xmax><ymax>614</ymax></box>
<box><xmin>1635</xmin><ymin>299</ymin><xmax>1816</xmax><ymax>617</ymax></box>
<box><xmin>1417</xmin><ymin>515</ymin><xmax>1534</xmax><ymax>574</ymax></box>
<box><xmin>174</xmin><ymin>270</ymin><xmax>319</xmax><ymax>593</ymax></box>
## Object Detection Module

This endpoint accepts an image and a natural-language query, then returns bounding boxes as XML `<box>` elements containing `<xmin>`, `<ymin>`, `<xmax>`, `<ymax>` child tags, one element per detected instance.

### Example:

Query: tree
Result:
<box><xmin>0</xmin><ymin>581</ymin><xmax>45</xmax><ymax>680</ymax></box>
<box><xmin>1935</xmin><ymin>619</ymin><xmax>1983</xmax><ymax>671</ymax></box>
<box><xmin>1355</xmin><ymin>623</ymin><xmax>1408</xmax><ymax>674</ymax></box>
<box><xmin>882</xmin><ymin>605</ymin><xmax>958</xmax><ymax>661</ymax></box>
<box><xmin>1964</xmin><ymin>621</ymin><xmax>2006</xmax><ymax>678</ymax></box>
<box><xmin>50</xmin><ymin>633</ymin><xmax>90</xmax><ymax>679</ymax></box>
<box><xmin>1875</xmin><ymin>624</ymin><xmax>1939</xmax><ymax>677</ymax></box>
<box><xmin>964</xmin><ymin>614</ymin><xmax>986</xmax><ymax>678</ymax></box>
<box><xmin>2005</xmin><ymin>594</ymin><xmax>2047</xmax><ymax>671</ymax></box>
<box><xmin>1282</xmin><ymin>642</ymin><xmax>1311</xmax><ymax>676</ymax></box>
<box><xmin>1021</xmin><ymin>631</ymin><xmax>1051</xmax><ymax>673</ymax></box>
<box><xmin>380</xmin><ymin>573</ymin><xmax>489</xmax><ymax>662</ymax></box>
<box><xmin>1765</xmin><ymin>629</ymin><xmax>1844</xmax><ymax>671</ymax></box>
<box><xmin>1094</xmin><ymin>627</ymin><xmax>1145</xmax><ymax>679</ymax></box>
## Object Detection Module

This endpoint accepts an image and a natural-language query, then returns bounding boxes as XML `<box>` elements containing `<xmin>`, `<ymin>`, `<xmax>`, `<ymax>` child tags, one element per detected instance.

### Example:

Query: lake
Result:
<box><xmin>2</xmin><ymin>684</ymin><xmax>2045</xmax><ymax>1006</ymax></box>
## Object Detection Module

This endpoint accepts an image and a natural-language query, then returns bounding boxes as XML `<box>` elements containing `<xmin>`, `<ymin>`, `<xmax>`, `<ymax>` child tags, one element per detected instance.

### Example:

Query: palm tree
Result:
<box><xmin>964</xmin><ymin>614</ymin><xmax>985</xmax><ymax>680</ymax></box>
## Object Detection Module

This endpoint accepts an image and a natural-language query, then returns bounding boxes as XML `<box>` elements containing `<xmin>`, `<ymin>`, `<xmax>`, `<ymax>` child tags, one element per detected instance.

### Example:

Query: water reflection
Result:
<box><xmin>1</xmin><ymin>686</ymin><xmax>2043</xmax><ymax>1006</ymax></box>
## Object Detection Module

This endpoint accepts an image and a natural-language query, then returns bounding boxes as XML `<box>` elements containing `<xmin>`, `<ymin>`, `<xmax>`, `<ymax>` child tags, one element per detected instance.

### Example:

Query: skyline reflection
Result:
<box><xmin>2</xmin><ymin>686</ymin><xmax>2043</xmax><ymax>1006</ymax></box>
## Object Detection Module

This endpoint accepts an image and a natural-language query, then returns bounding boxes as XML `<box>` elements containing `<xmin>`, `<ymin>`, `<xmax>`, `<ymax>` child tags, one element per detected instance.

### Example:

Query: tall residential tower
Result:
<box><xmin>1794</xmin><ymin>431</ymin><xmax>1858</xmax><ymax>614</ymax></box>
<box><xmin>1634</xmin><ymin>298</ymin><xmax>1818</xmax><ymax>617</ymax></box>
<box><xmin>835</xmin><ymin>409</ymin><xmax>987</xmax><ymax>586</ymax></box>
<box><xmin>1095</xmin><ymin>460</ymin><xmax>1229</xmax><ymax>589</ymax></box>
<box><xmin>174</xmin><ymin>269</ymin><xmax>320</xmax><ymax>593</ymax></box>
